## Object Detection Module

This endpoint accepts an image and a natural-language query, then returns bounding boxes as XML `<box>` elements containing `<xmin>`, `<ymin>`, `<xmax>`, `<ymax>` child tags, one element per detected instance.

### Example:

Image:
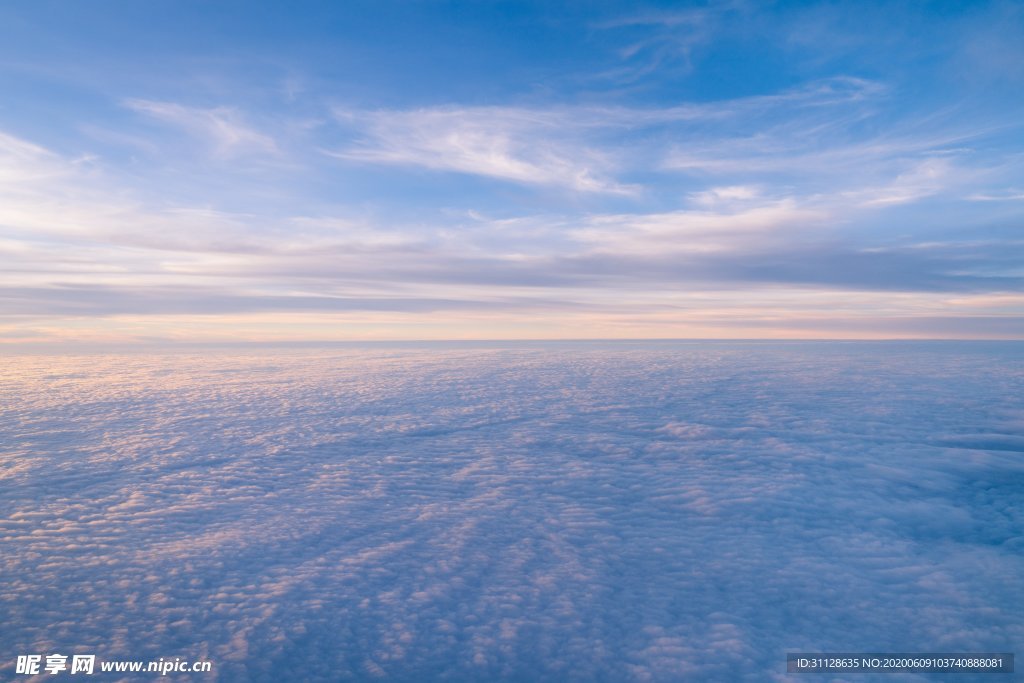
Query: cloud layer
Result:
<box><xmin>2</xmin><ymin>343</ymin><xmax>1022</xmax><ymax>680</ymax></box>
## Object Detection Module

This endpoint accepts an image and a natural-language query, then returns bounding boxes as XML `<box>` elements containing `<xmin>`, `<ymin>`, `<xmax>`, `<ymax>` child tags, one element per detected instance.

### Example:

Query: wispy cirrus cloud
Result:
<box><xmin>0</xmin><ymin>132</ymin><xmax>69</xmax><ymax>184</ymax></box>
<box><xmin>327</xmin><ymin>106</ymin><xmax>636</xmax><ymax>195</ymax></box>
<box><xmin>124</xmin><ymin>99</ymin><xmax>279</xmax><ymax>157</ymax></box>
<box><xmin>323</xmin><ymin>77</ymin><xmax>884</xmax><ymax>196</ymax></box>
<box><xmin>967</xmin><ymin>189</ymin><xmax>1024</xmax><ymax>202</ymax></box>
<box><xmin>590</xmin><ymin>3</ymin><xmax>739</xmax><ymax>83</ymax></box>
<box><xmin>572</xmin><ymin>200</ymin><xmax>824</xmax><ymax>255</ymax></box>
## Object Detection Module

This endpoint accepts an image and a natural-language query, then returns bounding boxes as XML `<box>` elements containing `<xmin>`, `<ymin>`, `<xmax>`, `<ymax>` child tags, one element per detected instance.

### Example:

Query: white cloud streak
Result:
<box><xmin>328</xmin><ymin>106</ymin><xmax>636</xmax><ymax>195</ymax></box>
<box><xmin>124</xmin><ymin>99</ymin><xmax>278</xmax><ymax>157</ymax></box>
<box><xmin>325</xmin><ymin>77</ymin><xmax>886</xmax><ymax>195</ymax></box>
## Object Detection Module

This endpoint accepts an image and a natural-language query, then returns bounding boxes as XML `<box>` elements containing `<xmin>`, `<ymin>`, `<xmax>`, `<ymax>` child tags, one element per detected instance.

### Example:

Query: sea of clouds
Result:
<box><xmin>2</xmin><ymin>342</ymin><xmax>1022</xmax><ymax>681</ymax></box>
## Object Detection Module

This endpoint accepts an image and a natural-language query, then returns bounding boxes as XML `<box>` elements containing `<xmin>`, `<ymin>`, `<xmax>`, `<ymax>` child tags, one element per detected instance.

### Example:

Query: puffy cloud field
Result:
<box><xmin>2</xmin><ymin>342</ymin><xmax>1022</xmax><ymax>681</ymax></box>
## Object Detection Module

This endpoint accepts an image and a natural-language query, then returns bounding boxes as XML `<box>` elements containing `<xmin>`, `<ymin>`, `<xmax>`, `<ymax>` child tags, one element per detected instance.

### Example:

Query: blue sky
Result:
<box><xmin>1</xmin><ymin>0</ymin><xmax>1022</xmax><ymax>341</ymax></box>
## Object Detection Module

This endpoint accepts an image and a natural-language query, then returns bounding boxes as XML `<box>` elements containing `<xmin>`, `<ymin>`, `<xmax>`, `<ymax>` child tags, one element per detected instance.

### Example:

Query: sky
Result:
<box><xmin>0</xmin><ymin>0</ymin><xmax>1022</xmax><ymax>343</ymax></box>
